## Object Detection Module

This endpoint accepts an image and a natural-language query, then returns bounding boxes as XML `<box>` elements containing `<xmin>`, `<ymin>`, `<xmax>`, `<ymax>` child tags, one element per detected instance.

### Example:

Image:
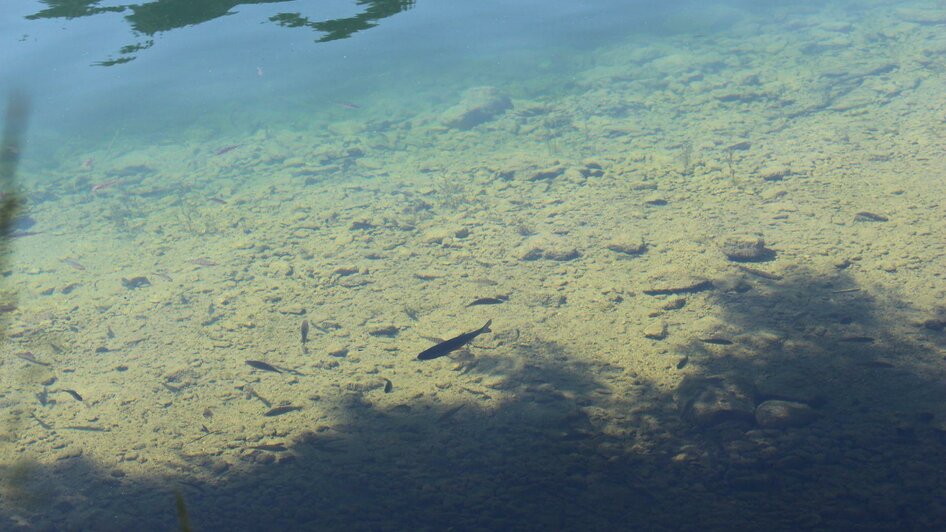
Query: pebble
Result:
<box><xmin>643</xmin><ymin>321</ymin><xmax>668</xmax><ymax>340</ymax></box>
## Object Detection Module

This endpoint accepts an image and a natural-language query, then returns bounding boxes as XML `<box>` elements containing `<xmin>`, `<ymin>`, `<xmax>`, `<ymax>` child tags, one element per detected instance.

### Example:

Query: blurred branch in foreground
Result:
<box><xmin>0</xmin><ymin>92</ymin><xmax>28</xmax><ymax>254</ymax></box>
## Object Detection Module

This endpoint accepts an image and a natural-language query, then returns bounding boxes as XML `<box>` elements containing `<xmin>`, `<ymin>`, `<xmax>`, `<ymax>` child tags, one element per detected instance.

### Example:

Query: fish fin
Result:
<box><xmin>481</xmin><ymin>319</ymin><xmax>492</xmax><ymax>332</ymax></box>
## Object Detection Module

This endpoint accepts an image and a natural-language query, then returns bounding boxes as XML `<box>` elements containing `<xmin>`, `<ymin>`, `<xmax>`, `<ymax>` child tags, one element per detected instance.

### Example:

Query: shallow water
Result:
<box><xmin>2</xmin><ymin>1</ymin><xmax>946</xmax><ymax>530</ymax></box>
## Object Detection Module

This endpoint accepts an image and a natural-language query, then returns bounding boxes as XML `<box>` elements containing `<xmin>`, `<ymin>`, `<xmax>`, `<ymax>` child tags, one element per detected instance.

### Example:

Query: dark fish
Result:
<box><xmin>839</xmin><ymin>336</ymin><xmax>875</xmax><ymax>343</ymax></box>
<box><xmin>417</xmin><ymin>320</ymin><xmax>492</xmax><ymax>361</ymax></box>
<box><xmin>214</xmin><ymin>144</ymin><xmax>241</xmax><ymax>156</ymax></box>
<box><xmin>264</xmin><ymin>405</ymin><xmax>301</xmax><ymax>417</ymax></box>
<box><xmin>30</xmin><ymin>412</ymin><xmax>53</xmax><ymax>430</ymax></box>
<box><xmin>436</xmin><ymin>404</ymin><xmax>465</xmax><ymax>423</ymax></box>
<box><xmin>383</xmin><ymin>378</ymin><xmax>393</xmax><ymax>393</ymax></box>
<box><xmin>59</xmin><ymin>389</ymin><xmax>83</xmax><ymax>401</ymax></box>
<box><xmin>246</xmin><ymin>360</ymin><xmax>282</xmax><ymax>373</ymax></box>
<box><xmin>699</xmin><ymin>337</ymin><xmax>733</xmax><ymax>345</ymax></box>
<box><xmin>736</xmin><ymin>265</ymin><xmax>782</xmax><ymax>280</ymax></box>
<box><xmin>63</xmin><ymin>258</ymin><xmax>86</xmax><ymax>271</ymax></box>
<box><xmin>15</xmin><ymin>351</ymin><xmax>50</xmax><ymax>366</ymax></box>
<box><xmin>858</xmin><ymin>360</ymin><xmax>894</xmax><ymax>369</ymax></box>
<box><xmin>301</xmin><ymin>320</ymin><xmax>309</xmax><ymax>345</ymax></box>
<box><xmin>190</xmin><ymin>257</ymin><xmax>217</xmax><ymax>267</ymax></box>
<box><xmin>250</xmin><ymin>443</ymin><xmax>287</xmax><ymax>452</ymax></box>
<box><xmin>854</xmin><ymin>212</ymin><xmax>888</xmax><ymax>222</ymax></box>
<box><xmin>467</xmin><ymin>295</ymin><xmax>509</xmax><ymax>307</ymax></box>
<box><xmin>36</xmin><ymin>388</ymin><xmax>48</xmax><ymax>406</ymax></box>
<box><xmin>240</xmin><ymin>384</ymin><xmax>272</xmax><ymax>408</ymax></box>
<box><xmin>62</xmin><ymin>425</ymin><xmax>109</xmax><ymax>432</ymax></box>
<box><xmin>208</xmin><ymin>197</ymin><xmax>227</xmax><ymax>204</ymax></box>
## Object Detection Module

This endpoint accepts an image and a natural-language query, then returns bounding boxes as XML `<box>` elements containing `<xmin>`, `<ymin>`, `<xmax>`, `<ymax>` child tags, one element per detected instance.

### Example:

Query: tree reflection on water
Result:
<box><xmin>25</xmin><ymin>0</ymin><xmax>417</xmax><ymax>66</ymax></box>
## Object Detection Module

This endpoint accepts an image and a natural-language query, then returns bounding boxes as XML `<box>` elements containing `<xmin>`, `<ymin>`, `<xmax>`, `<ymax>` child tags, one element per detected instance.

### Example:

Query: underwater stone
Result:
<box><xmin>720</xmin><ymin>234</ymin><xmax>768</xmax><ymax>261</ymax></box>
<box><xmin>607</xmin><ymin>234</ymin><xmax>647</xmax><ymax>255</ymax></box>
<box><xmin>643</xmin><ymin>321</ymin><xmax>667</xmax><ymax>340</ymax></box>
<box><xmin>755</xmin><ymin>400</ymin><xmax>816</xmax><ymax>429</ymax></box>
<box><xmin>441</xmin><ymin>86</ymin><xmax>512</xmax><ymax>130</ymax></box>
<box><xmin>518</xmin><ymin>237</ymin><xmax>580</xmax><ymax>262</ymax></box>
<box><xmin>676</xmin><ymin>376</ymin><xmax>756</xmax><ymax>427</ymax></box>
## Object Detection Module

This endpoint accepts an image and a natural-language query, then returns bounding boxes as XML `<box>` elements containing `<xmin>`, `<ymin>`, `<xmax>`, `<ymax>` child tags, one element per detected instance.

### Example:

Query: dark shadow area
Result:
<box><xmin>2</xmin><ymin>258</ymin><xmax>945</xmax><ymax>530</ymax></box>
<box><xmin>24</xmin><ymin>0</ymin><xmax>416</xmax><ymax>66</ymax></box>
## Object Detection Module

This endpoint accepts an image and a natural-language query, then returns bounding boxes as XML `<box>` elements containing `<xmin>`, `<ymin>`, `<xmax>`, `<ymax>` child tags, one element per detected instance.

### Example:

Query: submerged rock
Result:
<box><xmin>720</xmin><ymin>233</ymin><xmax>769</xmax><ymax>262</ymax></box>
<box><xmin>517</xmin><ymin>236</ymin><xmax>580</xmax><ymax>262</ymax></box>
<box><xmin>754</xmin><ymin>400</ymin><xmax>816</xmax><ymax>428</ymax></box>
<box><xmin>441</xmin><ymin>86</ymin><xmax>512</xmax><ymax>130</ymax></box>
<box><xmin>607</xmin><ymin>234</ymin><xmax>647</xmax><ymax>255</ymax></box>
<box><xmin>677</xmin><ymin>376</ymin><xmax>756</xmax><ymax>427</ymax></box>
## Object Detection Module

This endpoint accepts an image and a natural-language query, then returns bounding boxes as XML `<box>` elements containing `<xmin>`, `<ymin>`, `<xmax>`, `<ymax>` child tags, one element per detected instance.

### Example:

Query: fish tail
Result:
<box><xmin>481</xmin><ymin>319</ymin><xmax>492</xmax><ymax>333</ymax></box>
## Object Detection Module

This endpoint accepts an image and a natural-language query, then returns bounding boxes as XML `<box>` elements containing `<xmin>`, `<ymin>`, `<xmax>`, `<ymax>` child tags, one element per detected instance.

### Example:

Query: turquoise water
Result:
<box><xmin>2</xmin><ymin>1</ymin><xmax>946</xmax><ymax>530</ymax></box>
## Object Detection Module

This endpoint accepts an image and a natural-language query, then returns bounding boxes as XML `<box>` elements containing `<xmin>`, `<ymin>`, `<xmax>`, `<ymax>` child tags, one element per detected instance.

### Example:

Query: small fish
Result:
<box><xmin>383</xmin><ymin>378</ymin><xmax>393</xmax><ymax>393</ymax></box>
<box><xmin>189</xmin><ymin>257</ymin><xmax>217</xmax><ymax>267</ymax></box>
<box><xmin>467</xmin><ymin>295</ymin><xmax>509</xmax><ymax>307</ymax></box>
<box><xmin>30</xmin><ymin>412</ymin><xmax>53</xmax><ymax>430</ymax></box>
<box><xmin>839</xmin><ymin>336</ymin><xmax>875</xmax><ymax>343</ymax></box>
<box><xmin>699</xmin><ymin>338</ymin><xmax>733</xmax><ymax>345</ymax></box>
<box><xmin>214</xmin><ymin>144</ymin><xmax>241</xmax><ymax>156</ymax></box>
<box><xmin>62</xmin><ymin>425</ymin><xmax>110</xmax><ymax>432</ymax></box>
<box><xmin>240</xmin><ymin>384</ymin><xmax>272</xmax><ymax>408</ymax></box>
<box><xmin>736</xmin><ymin>265</ymin><xmax>782</xmax><ymax>280</ymax></box>
<box><xmin>858</xmin><ymin>360</ymin><xmax>894</xmax><ymax>369</ymax></box>
<box><xmin>63</xmin><ymin>258</ymin><xmax>86</xmax><ymax>271</ymax></box>
<box><xmin>301</xmin><ymin>320</ymin><xmax>309</xmax><ymax>346</ymax></box>
<box><xmin>417</xmin><ymin>320</ymin><xmax>492</xmax><ymax>361</ymax></box>
<box><xmin>59</xmin><ymin>389</ymin><xmax>83</xmax><ymax>401</ymax></box>
<box><xmin>207</xmin><ymin>197</ymin><xmax>227</xmax><ymax>205</ymax></box>
<box><xmin>264</xmin><ymin>405</ymin><xmax>301</xmax><ymax>417</ymax></box>
<box><xmin>854</xmin><ymin>212</ymin><xmax>888</xmax><ymax>222</ymax></box>
<box><xmin>436</xmin><ymin>404</ymin><xmax>465</xmax><ymax>423</ymax></box>
<box><xmin>245</xmin><ymin>360</ymin><xmax>282</xmax><ymax>373</ymax></box>
<box><xmin>91</xmin><ymin>179</ymin><xmax>122</xmax><ymax>195</ymax></box>
<box><xmin>336</xmin><ymin>101</ymin><xmax>360</xmax><ymax>110</ymax></box>
<box><xmin>15</xmin><ymin>351</ymin><xmax>50</xmax><ymax>366</ymax></box>
<box><xmin>250</xmin><ymin>443</ymin><xmax>287</xmax><ymax>452</ymax></box>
